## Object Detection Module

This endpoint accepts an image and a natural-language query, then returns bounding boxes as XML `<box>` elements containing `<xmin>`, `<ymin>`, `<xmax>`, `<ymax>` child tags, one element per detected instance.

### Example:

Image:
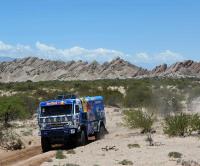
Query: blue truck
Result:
<box><xmin>38</xmin><ymin>95</ymin><xmax>106</xmax><ymax>152</ymax></box>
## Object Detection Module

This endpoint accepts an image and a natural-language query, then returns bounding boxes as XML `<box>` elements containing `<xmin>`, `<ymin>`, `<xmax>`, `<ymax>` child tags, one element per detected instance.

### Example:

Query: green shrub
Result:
<box><xmin>189</xmin><ymin>114</ymin><xmax>200</xmax><ymax>132</ymax></box>
<box><xmin>164</xmin><ymin>113</ymin><xmax>190</xmax><ymax>136</ymax></box>
<box><xmin>56</xmin><ymin>150</ymin><xmax>66</xmax><ymax>159</ymax></box>
<box><xmin>163</xmin><ymin>113</ymin><xmax>200</xmax><ymax>136</ymax></box>
<box><xmin>168</xmin><ymin>152</ymin><xmax>182</xmax><ymax>158</ymax></box>
<box><xmin>119</xmin><ymin>159</ymin><xmax>133</xmax><ymax>165</ymax></box>
<box><xmin>123</xmin><ymin>109</ymin><xmax>155</xmax><ymax>133</ymax></box>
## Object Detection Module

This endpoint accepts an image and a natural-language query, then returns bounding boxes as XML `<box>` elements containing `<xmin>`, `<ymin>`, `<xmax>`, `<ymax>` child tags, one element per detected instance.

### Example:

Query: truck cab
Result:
<box><xmin>38</xmin><ymin>95</ymin><xmax>106</xmax><ymax>152</ymax></box>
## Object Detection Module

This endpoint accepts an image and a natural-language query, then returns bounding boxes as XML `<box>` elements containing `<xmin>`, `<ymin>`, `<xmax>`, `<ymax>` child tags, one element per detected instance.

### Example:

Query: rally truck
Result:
<box><xmin>38</xmin><ymin>95</ymin><xmax>106</xmax><ymax>152</ymax></box>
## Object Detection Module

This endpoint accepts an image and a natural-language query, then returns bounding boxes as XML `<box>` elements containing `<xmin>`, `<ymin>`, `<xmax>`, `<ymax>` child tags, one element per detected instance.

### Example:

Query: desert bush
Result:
<box><xmin>0</xmin><ymin>129</ymin><xmax>24</xmax><ymax>150</ymax></box>
<box><xmin>119</xmin><ymin>159</ymin><xmax>133</xmax><ymax>165</ymax></box>
<box><xmin>189</xmin><ymin>114</ymin><xmax>200</xmax><ymax>132</ymax></box>
<box><xmin>168</xmin><ymin>152</ymin><xmax>182</xmax><ymax>158</ymax></box>
<box><xmin>164</xmin><ymin>113</ymin><xmax>190</xmax><ymax>136</ymax></box>
<box><xmin>56</xmin><ymin>150</ymin><xmax>66</xmax><ymax>159</ymax></box>
<box><xmin>163</xmin><ymin>113</ymin><xmax>200</xmax><ymax>136</ymax></box>
<box><xmin>8</xmin><ymin>138</ymin><xmax>24</xmax><ymax>150</ymax></box>
<box><xmin>123</xmin><ymin>109</ymin><xmax>155</xmax><ymax>133</ymax></box>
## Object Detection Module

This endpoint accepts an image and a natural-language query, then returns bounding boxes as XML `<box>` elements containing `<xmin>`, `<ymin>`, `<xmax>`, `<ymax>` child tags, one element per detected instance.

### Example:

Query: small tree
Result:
<box><xmin>0</xmin><ymin>96</ymin><xmax>29</xmax><ymax>127</ymax></box>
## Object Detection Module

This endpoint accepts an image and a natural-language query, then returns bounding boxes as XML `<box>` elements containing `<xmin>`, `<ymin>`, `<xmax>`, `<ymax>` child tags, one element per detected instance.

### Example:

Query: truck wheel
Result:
<box><xmin>41</xmin><ymin>137</ymin><xmax>51</xmax><ymax>152</ymax></box>
<box><xmin>96</xmin><ymin>125</ymin><xmax>105</xmax><ymax>140</ymax></box>
<box><xmin>78</xmin><ymin>130</ymin><xmax>87</xmax><ymax>146</ymax></box>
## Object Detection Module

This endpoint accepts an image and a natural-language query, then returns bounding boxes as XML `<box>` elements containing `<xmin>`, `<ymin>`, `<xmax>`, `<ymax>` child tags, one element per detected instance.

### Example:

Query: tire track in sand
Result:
<box><xmin>0</xmin><ymin>145</ymin><xmax>44</xmax><ymax>166</ymax></box>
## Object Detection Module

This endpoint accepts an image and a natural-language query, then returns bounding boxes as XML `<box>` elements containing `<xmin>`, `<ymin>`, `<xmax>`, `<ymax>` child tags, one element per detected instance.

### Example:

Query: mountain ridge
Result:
<box><xmin>0</xmin><ymin>57</ymin><xmax>199</xmax><ymax>82</ymax></box>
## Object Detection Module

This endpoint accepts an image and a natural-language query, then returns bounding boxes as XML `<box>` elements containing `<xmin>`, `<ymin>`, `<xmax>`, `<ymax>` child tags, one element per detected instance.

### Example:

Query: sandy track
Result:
<box><xmin>0</xmin><ymin>145</ymin><xmax>43</xmax><ymax>166</ymax></box>
<box><xmin>16</xmin><ymin>151</ymin><xmax>55</xmax><ymax>166</ymax></box>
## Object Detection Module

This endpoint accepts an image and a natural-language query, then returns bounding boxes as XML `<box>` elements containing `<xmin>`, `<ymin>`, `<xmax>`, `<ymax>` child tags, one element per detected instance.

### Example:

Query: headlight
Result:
<box><xmin>68</xmin><ymin>121</ymin><xmax>73</xmax><ymax>126</ymax></box>
<box><xmin>41</xmin><ymin>123</ymin><xmax>46</xmax><ymax>130</ymax></box>
<box><xmin>70</xmin><ymin>129</ymin><xmax>76</xmax><ymax>134</ymax></box>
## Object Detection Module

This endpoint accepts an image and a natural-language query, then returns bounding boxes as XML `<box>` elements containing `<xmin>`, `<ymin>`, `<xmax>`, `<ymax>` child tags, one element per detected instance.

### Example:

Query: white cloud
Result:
<box><xmin>0</xmin><ymin>41</ymin><xmax>12</xmax><ymax>50</ymax></box>
<box><xmin>156</xmin><ymin>50</ymin><xmax>184</xmax><ymax>63</ymax></box>
<box><xmin>35</xmin><ymin>42</ymin><xmax>127</xmax><ymax>62</ymax></box>
<box><xmin>133</xmin><ymin>50</ymin><xmax>184</xmax><ymax>68</ymax></box>
<box><xmin>0</xmin><ymin>41</ymin><xmax>185</xmax><ymax>68</ymax></box>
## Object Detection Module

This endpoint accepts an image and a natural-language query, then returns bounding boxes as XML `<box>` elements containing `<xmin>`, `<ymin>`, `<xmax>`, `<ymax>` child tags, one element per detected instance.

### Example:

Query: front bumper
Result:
<box><xmin>41</xmin><ymin>128</ymin><xmax>78</xmax><ymax>144</ymax></box>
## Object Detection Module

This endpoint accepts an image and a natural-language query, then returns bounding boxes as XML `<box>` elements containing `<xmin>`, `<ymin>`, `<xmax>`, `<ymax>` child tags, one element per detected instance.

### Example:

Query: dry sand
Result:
<box><xmin>41</xmin><ymin>107</ymin><xmax>200</xmax><ymax>166</ymax></box>
<box><xmin>1</xmin><ymin>106</ymin><xmax>200</xmax><ymax>166</ymax></box>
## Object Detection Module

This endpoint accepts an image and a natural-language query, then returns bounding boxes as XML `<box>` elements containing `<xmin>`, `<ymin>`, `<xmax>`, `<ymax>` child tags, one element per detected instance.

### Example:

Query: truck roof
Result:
<box><xmin>40</xmin><ymin>96</ymin><xmax>103</xmax><ymax>107</ymax></box>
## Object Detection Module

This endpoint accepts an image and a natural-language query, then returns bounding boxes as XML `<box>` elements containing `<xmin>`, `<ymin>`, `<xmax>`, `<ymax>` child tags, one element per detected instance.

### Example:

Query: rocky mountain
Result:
<box><xmin>151</xmin><ymin>60</ymin><xmax>200</xmax><ymax>78</ymax></box>
<box><xmin>0</xmin><ymin>57</ymin><xmax>148</xmax><ymax>82</ymax></box>
<box><xmin>0</xmin><ymin>57</ymin><xmax>199</xmax><ymax>82</ymax></box>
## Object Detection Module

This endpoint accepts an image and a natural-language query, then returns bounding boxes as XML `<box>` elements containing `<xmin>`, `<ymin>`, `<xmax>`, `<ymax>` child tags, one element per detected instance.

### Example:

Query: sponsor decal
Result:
<box><xmin>46</xmin><ymin>101</ymin><xmax>65</xmax><ymax>106</ymax></box>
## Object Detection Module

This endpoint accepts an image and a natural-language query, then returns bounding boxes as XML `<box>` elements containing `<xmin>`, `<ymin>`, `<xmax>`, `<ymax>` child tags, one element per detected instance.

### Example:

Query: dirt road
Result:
<box><xmin>0</xmin><ymin>146</ymin><xmax>41</xmax><ymax>166</ymax></box>
<box><xmin>0</xmin><ymin>145</ymin><xmax>55</xmax><ymax>166</ymax></box>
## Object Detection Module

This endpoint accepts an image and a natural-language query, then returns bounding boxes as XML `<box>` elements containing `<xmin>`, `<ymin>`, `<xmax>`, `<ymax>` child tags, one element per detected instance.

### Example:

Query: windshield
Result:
<box><xmin>40</xmin><ymin>104</ymin><xmax>72</xmax><ymax>117</ymax></box>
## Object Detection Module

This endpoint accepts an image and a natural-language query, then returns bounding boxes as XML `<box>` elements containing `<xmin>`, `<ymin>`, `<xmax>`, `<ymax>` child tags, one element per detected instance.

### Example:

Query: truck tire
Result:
<box><xmin>77</xmin><ymin>130</ymin><xmax>87</xmax><ymax>146</ymax></box>
<box><xmin>96</xmin><ymin>125</ymin><xmax>105</xmax><ymax>140</ymax></box>
<box><xmin>41</xmin><ymin>137</ymin><xmax>51</xmax><ymax>152</ymax></box>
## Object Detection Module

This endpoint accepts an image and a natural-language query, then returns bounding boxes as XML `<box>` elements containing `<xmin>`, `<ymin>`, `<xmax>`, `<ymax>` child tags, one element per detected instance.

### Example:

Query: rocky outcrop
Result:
<box><xmin>151</xmin><ymin>64</ymin><xmax>168</xmax><ymax>75</ymax></box>
<box><xmin>154</xmin><ymin>60</ymin><xmax>200</xmax><ymax>77</ymax></box>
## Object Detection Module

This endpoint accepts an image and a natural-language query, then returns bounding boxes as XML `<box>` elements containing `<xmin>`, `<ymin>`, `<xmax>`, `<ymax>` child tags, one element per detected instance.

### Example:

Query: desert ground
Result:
<box><xmin>1</xmin><ymin>106</ymin><xmax>200</xmax><ymax>166</ymax></box>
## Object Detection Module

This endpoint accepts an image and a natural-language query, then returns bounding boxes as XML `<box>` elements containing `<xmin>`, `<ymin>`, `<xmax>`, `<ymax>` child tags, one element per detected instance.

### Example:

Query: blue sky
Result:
<box><xmin>0</xmin><ymin>0</ymin><xmax>199</xmax><ymax>68</ymax></box>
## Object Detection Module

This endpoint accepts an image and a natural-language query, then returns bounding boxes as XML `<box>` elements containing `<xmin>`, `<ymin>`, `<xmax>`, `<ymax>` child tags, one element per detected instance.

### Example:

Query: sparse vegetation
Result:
<box><xmin>177</xmin><ymin>159</ymin><xmax>200</xmax><ymax>166</ymax></box>
<box><xmin>0</xmin><ymin>129</ymin><xmax>24</xmax><ymax>150</ymax></box>
<box><xmin>119</xmin><ymin>159</ymin><xmax>133</xmax><ymax>165</ymax></box>
<box><xmin>67</xmin><ymin>149</ymin><xmax>76</xmax><ymax>154</ymax></box>
<box><xmin>124</xmin><ymin>109</ymin><xmax>155</xmax><ymax>133</ymax></box>
<box><xmin>56</xmin><ymin>150</ymin><xmax>66</xmax><ymax>159</ymax></box>
<box><xmin>64</xmin><ymin>164</ymin><xmax>80</xmax><ymax>166</ymax></box>
<box><xmin>0</xmin><ymin>78</ymin><xmax>200</xmax><ymax>118</ymax></box>
<box><xmin>127</xmin><ymin>143</ymin><xmax>140</xmax><ymax>148</ymax></box>
<box><xmin>168</xmin><ymin>152</ymin><xmax>182</xmax><ymax>158</ymax></box>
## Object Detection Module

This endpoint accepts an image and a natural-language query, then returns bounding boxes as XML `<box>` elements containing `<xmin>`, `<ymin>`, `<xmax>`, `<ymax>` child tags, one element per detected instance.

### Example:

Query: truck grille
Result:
<box><xmin>50</xmin><ymin>123</ymin><xmax>64</xmax><ymax>128</ymax></box>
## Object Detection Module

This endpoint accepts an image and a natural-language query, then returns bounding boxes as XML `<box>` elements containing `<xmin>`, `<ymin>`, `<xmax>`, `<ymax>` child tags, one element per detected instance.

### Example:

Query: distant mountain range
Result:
<box><xmin>0</xmin><ymin>57</ymin><xmax>200</xmax><ymax>82</ymax></box>
<box><xmin>0</xmin><ymin>57</ymin><xmax>15</xmax><ymax>62</ymax></box>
